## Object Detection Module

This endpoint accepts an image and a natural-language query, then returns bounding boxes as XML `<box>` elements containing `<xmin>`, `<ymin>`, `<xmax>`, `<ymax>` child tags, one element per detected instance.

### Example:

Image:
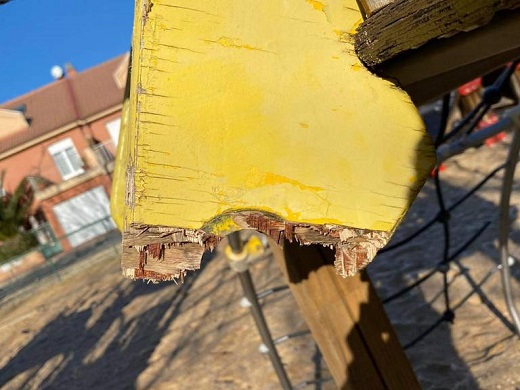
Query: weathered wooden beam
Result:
<box><xmin>355</xmin><ymin>0</ymin><xmax>520</xmax><ymax>68</ymax></box>
<box><xmin>356</xmin><ymin>0</ymin><xmax>394</xmax><ymax>18</ymax></box>
<box><xmin>377</xmin><ymin>10</ymin><xmax>520</xmax><ymax>104</ymax></box>
<box><xmin>113</xmin><ymin>0</ymin><xmax>435</xmax><ymax>282</ymax></box>
<box><xmin>274</xmin><ymin>240</ymin><xmax>420</xmax><ymax>388</ymax></box>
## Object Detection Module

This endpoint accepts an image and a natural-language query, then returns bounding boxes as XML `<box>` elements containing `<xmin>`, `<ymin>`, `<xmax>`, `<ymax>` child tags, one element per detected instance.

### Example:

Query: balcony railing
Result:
<box><xmin>89</xmin><ymin>140</ymin><xmax>116</xmax><ymax>173</ymax></box>
<box><xmin>31</xmin><ymin>141</ymin><xmax>116</xmax><ymax>201</ymax></box>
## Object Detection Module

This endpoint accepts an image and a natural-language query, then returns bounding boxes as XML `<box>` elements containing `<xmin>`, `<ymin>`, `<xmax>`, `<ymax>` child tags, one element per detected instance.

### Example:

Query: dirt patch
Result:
<box><xmin>0</xmin><ymin>250</ymin><xmax>45</xmax><ymax>285</ymax></box>
<box><xmin>0</xmin><ymin>137</ymin><xmax>519</xmax><ymax>389</ymax></box>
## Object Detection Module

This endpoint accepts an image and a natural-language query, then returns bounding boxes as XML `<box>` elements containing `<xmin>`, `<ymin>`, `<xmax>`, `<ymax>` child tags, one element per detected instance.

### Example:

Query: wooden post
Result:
<box><xmin>273</xmin><ymin>240</ymin><xmax>420</xmax><ymax>389</ymax></box>
<box><xmin>109</xmin><ymin>1</ymin><xmax>449</xmax><ymax>387</ymax></box>
<box><xmin>112</xmin><ymin>0</ymin><xmax>436</xmax><ymax>282</ymax></box>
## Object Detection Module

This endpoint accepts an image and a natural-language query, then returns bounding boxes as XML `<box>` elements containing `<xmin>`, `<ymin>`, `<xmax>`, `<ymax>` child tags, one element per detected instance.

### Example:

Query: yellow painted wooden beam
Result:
<box><xmin>112</xmin><ymin>0</ymin><xmax>436</xmax><ymax>281</ymax></box>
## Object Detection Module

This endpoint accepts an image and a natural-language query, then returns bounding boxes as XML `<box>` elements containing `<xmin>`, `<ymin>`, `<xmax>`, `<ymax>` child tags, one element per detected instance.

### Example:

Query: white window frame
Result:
<box><xmin>48</xmin><ymin>138</ymin><xmax>84</xmax><ymax>180</ymax></box>
<box><xmin>105</xmin><ymin>117</ymin><xmax>121</xmax><ymax>147</ymax></box>
<box><xmin>52</xmin><ymin>185</ymin><xmax>116</xmax><ymax>247</ymax></box>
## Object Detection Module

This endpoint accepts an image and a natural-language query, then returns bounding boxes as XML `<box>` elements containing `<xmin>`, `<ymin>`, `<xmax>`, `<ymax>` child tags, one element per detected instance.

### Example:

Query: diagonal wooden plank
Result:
<box><xmin>376</xmin><ymin>10</ymin><xmax>520</xmax><ymax>104</ymax></box>
<box><xmin>355</xmin><ymin>0</ymin><xmax>520</xmax><ymax>67</ymax></box>
<box><xmin>275</xmin><ymin>240</ymin><xmax>420</xmax><ymax>389</ymax></box>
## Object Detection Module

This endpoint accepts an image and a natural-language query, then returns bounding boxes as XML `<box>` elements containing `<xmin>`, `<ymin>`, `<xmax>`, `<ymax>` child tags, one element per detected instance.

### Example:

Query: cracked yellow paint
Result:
<box><xmin>213</xmin><ymin>37</ymin><xmax>268</xmax><ymax>52</ymax></box>
<box><xmin>112</xmin><ymin>0</ymin><xmax>436</xmax><ymax>235</ymax></box>
<box><xmin>307</xmin><ymin>0</ymin><xmax>325</xmax><ymax>12</ymax></box>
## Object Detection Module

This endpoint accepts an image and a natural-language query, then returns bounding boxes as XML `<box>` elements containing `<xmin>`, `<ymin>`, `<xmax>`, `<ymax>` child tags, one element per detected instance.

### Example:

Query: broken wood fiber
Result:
<box><xmin>112</xmin><ymin>0</ymin><xmax>436</xmax><ymax>282</ymax></box>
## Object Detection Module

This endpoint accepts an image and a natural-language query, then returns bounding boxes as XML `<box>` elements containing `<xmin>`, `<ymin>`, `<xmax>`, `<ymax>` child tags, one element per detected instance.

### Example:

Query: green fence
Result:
<box><xmin>32</xmin><ymin>216</ymin><xmax>117</xmax><ymax>259</ymax></box>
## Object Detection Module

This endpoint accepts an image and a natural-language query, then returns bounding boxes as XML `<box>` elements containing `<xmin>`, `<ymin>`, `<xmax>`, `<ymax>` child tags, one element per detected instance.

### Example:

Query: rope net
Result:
<box><xmin>379</xmin><ymin>60</ymin><xmax>520</xmax><ymax>348</ymax></box>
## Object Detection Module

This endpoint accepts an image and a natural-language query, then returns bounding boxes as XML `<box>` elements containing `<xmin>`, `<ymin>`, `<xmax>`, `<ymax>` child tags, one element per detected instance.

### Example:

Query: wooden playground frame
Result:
<box><xmin>114</xmin><ymin>1</ymin><xmax>520</xmax><ymax>387</ymax></box>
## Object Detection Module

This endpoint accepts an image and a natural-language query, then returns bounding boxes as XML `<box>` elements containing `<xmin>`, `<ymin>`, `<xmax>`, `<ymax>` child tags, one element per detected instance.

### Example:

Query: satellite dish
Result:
<box><xmin>50</xmin><ymin>65</ymin><xmax>64</xmax><ymax>80</ymax></box>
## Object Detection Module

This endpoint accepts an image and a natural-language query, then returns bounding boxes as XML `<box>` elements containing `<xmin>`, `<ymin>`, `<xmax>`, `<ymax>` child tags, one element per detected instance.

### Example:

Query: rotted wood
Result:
<box><xmin>376</xmin><ymin>10</ymin><xmax>520</xmax><ymax>104</ymax></box>
<box><xmin>122</xmin><ymin>212</ymin><xmax>389</xmax><ymax>281</ymax></box>
<box><xmin>273</xmin><ymin>240</ymin><xmax>420</xmax><ymax>388</ymax></box>
<box><xmin>113</xmin><ymin>0</ymin><xmax>436</xmax><ymax>282</ymax></box>
<box><xmin>355</xmin><ymin>0</ymin><xmax>520</xmax><ymax>68</ymax></box>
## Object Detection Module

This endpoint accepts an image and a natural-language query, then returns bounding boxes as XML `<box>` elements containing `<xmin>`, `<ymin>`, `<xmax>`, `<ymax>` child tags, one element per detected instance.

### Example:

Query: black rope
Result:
<box><xmin>382</xmin><ymin>59</ymin><xmax>520</xmax><ymax>350</ymax></box>
<box><xmin>442</xmin><ymin>59</ymin><xmax>520</xmax><ymax>142</ymax></box>
<box><xmin>425</xmin><ymin>267</ymin><xmax>466</xmax><ymax>307</ymax></box>
<box><xmin>381</xmin><ymin>163</ymin><xmax>504</xmax><ymax>254</ymax></box>
<box><xmin>436</xmin><ymin>96</ymin><xmax>454</xmax><ymax>324</ymax></box>
<box><xmin>434</xmin><ymin>169</ymin><xmax>458</xmax><ymax>322</ymax></box>
<box><xmin>464</xmin><ymin>104</ymin><xmax>492</xmax><ymax>136</ymax></box>
<box><xmin>404</xmin><ymin>315</ymin><xmax>447</xmax><ymax>350</ymax></box>
<box><xmin>435</xmin><ymin>94</ymin><xmax>452</xmax><ymax>147</ymax></box>
<box><xmin>442</xmin><ymin>100</ymin><xmax>486</xmax><ymax>142</ymax></box>
<box><xmin>404</xmin><ymin>264</ymin><xmax>507</xmax><ymax>350</ymax></box>
<box><xmin>452</xmin><ymin>259</ymin><xmax>517</xmax><ymax>333</ymax></box>
<box><xmin>382</xmin><ymin>267</ymin><xmax>438</xmax><ymax>304</ymax></box>
<box><xmin>448</xmin><ymin>164</ymin><xmax>506</xmax><ymax>211</ymax></box>
<box><xmin>382</xmin><ymin>222</ymin><xmax>491</xmax><ymax>304</ymax></box>
<box><xmin>447</xmin><ymin>222</ymin><xmax>491</xmax><ymax>261</ymax></box>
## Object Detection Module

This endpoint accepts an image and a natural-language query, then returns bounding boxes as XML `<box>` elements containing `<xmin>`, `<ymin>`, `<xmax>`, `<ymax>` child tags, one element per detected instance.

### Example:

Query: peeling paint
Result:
<box><xmin>125</xmin><ymin>163</ymin><xmax>136</xmax><ymax>208</ymax></box>
<box><xmin>211</xmin><ymin>37</ymin><xmax>270</xmax><ymax>52</ymax></box>
<box><xmin>306</xmin><ymin>0</ymin><xmax>325</xmax><ymax>12</ymax></box>
<box><xmin>143</xmin><ymin>0</ymin><xmax>154</xmax><ymax>25</ymax></box>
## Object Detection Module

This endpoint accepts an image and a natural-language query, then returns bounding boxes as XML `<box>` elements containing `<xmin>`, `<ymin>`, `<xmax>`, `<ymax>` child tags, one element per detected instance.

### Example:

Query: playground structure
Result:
<box><xmin>112</xmin><ymin>0</ymin><xmax>520</xmax><ymax>388</ymax></box>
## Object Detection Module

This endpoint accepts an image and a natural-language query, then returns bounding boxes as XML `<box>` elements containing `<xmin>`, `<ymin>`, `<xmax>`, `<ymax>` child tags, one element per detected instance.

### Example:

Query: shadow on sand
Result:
<box><xmin>0</xmin><ymin>254</ymin><xmax>213</xmax><ymax>390</ymax></box>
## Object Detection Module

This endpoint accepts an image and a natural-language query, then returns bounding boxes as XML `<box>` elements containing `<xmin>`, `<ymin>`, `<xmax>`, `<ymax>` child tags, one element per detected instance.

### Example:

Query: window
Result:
<box><xmin>106</xmin><ymin>117</ymin><xmax>121</xmax><ymax>147</ymax></box>
<box><xmin>53</xmin><ymin>186</ymin><xmax>116</xmax><ymax>247</ymax></box>
<box><xmin>48</xmin><ymin>138</ymin><xmax>84</xmax><ymax>180</ymax></box>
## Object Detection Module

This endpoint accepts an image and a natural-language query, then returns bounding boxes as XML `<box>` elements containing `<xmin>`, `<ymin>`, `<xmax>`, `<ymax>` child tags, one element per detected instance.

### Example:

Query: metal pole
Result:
<box><xmin>437</xmin><ymin>105</ymin><xmax>520</xmax><ymax>163</ymax></box>
<box><xmin>498</xmin><ymin>126</ymin><xmax>520</xmax><ymax>336</ymax></box>
<box><xmin>226</xmin><ymin>232</ymin><xmax>292</xmax><ymax>389</ymax></box>
<box><xmin>227</xmin><ymin>231</ymin><xmax>243</xmax><ymax>254</ymax></box>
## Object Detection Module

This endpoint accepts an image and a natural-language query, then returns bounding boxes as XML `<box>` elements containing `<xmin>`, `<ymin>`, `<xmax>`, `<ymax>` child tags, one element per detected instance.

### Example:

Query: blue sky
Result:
<box><xmin>0</xmin><ymin>0</ymin><xmax>134</xmax><ymax>103</ymax></box>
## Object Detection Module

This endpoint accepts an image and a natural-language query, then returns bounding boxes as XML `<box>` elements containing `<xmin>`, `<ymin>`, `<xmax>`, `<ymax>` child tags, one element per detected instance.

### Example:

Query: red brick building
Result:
<box><xmin>0</xmin><ymin>54</ymin><xmax>128</xmax><ymax>251</ymax></box>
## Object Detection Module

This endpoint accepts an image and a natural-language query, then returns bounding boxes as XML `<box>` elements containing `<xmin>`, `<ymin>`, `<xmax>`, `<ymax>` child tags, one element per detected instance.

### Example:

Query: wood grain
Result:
<box><xmin>355</xmin><ymin>0</ymin><xmax>520</xmax><ymax>67</ymax></box>
<box><xmin>356</xmin><ymin>0</ymin><xmax>394</xmax><ymax>18</ymax></box>
<box><xmin>274</xmin><ymin>240</ymin><xmax>420</xmax><ymax>388</ymax></box>
<box><xmin>376</xmin><ymin>10</ymin><xmax>520</xmax><ymax>104</ymax></box>
<box><xmin>112</xmin><ymin>0</ymin><xmax>436</xmax><ymax>281</ymax></box>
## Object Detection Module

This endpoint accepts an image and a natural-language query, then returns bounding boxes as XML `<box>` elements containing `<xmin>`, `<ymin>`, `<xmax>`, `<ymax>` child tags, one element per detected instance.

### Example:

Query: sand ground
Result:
<box><xmin>0</xmin><ymin>136</ymin><xmax>519</xmax><ymax>389</ymax></box>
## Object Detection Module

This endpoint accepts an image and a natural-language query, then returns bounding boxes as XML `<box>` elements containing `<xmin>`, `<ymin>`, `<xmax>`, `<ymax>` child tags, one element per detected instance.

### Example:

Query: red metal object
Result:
<box><xmin>430</xmin><ymin>164</ymin><xmax>447</xmax><ymax>177</ymax></box>
<box><xmin>457</xmin><ymin>78</ymin><xmax>482</xmax><ymax>96</ymax></box>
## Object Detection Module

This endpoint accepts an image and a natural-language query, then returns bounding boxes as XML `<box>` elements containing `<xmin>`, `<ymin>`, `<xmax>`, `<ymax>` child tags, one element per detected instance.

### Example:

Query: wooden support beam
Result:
<box><xmin>113</xmin><ymin>0</ymin><xmax>435</xmax><ymax>280</ymax></box>
<box><xmin>273</xmin><ymin>240</ymin><xmax>420</xmax><ymax>388</ymax></box>
<box><xmin>375</xmin><ymin>10</ymin><xmax>520</xmax><ymax>104</ymax></box>
<box><xmin>112</xmin><ymin>0</ymin><xmax>436</xmax><ymax>282</ymax></box>
<box><xmin>355</xmin><ymin>0</ymin><xmax>520</xmax><ymax>67</ymax></box>
<box><xmin>356</xmin><ymin>0</ymin><xmax>394</xmax><ymax>18</ymax></box>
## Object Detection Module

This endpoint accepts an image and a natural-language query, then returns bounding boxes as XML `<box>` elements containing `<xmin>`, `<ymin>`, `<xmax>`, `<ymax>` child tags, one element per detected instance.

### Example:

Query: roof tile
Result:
<box><xmin>0</xmin><ymin>54</ymin><xmax>127</xmax><ymax>154</ymax></box>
